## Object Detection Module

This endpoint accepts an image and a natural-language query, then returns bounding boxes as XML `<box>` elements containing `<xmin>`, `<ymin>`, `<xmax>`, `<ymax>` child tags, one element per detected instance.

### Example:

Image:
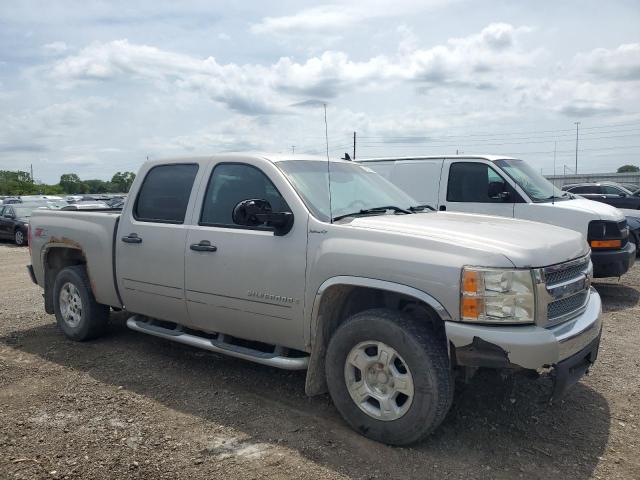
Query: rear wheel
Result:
<box><xmin>325</xmin><ymin>308</ymin><xmax>453</xmax><ymax>445</ymax></box>
<box><xmin>53</xmin><ymin>265</ymin><xmax>109</xmax><ymax>341</ymax></box>
<box><xmin>14</xmin><ymin>228</ymin><xmax>25</xmax><ymax>246</ymax></box>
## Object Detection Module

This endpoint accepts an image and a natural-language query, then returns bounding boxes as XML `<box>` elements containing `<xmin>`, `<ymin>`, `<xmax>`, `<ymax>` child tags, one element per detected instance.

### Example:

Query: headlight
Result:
<box><xmin>460</xmin><ymin>267</ymin><xmax>535</xmax><ymax>324</ymax></box>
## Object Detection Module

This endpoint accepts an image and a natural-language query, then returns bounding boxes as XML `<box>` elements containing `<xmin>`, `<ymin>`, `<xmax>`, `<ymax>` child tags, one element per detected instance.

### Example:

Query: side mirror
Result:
<box><xmin>232</xmin><ymin>199</ymin><xmax>294</xmax><ymax>236</ymax></box>
<box><xmin>488</xmin><ymin>182</ymin><xmax>510</xmax><ymax>201</ymax></box>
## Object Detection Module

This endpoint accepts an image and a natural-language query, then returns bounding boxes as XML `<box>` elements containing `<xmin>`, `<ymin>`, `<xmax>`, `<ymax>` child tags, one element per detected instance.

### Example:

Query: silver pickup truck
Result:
<box><xmin>27</xmin><ymin>154</ymin><xmax>602</xmax><ymax>445</ymax></box>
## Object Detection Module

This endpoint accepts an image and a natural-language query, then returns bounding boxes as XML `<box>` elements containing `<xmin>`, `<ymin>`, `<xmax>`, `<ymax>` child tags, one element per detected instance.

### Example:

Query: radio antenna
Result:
<box><xmin>324</xmin><ymin>103</ymin><xmax>333</xmax><ymax>223</ymax></box>
<box><xmin>552</xmin><ymin>141</ymin><xmax>557</xmax><ymax>205</ymax></box>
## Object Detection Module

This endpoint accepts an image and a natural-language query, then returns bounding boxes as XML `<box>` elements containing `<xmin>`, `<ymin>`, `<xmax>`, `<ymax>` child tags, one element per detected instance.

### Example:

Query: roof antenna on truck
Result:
<box><xmin>324</xmin><ymin>102</ymin><xmax>334</xmax><ymax>224</ymax></box>
<box><xmin>552</xmin><ymin>141</ymin><xmax>557</xmax><ymax>205</ymax></box>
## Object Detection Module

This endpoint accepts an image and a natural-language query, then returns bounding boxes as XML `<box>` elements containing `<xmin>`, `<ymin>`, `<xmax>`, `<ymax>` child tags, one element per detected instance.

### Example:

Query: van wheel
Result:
<box><xmin>325</xmin><ymin>308</ymin><xmax>453</xmax><ymax>445</ymax></box>
<box><xmin>53</xmin><ymin>266</ymin><xmax>109</xmax><ymax>341</ymax></box>
<box><xmin>14</xmin><ymin>229</ymin><xmax>26</xmax><ymax>246</ymax></box>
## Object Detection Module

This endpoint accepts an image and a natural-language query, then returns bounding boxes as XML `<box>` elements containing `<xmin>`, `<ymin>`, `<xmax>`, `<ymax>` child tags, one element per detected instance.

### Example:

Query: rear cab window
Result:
<box><xmin>134</xmin><ymin>164</ymin><xmax>199</xmax><ymax>224</ymax></box>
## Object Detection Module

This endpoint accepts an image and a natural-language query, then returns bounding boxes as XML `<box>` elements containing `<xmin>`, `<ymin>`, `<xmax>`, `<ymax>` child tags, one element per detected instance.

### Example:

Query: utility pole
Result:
<box><xmin>291</xmin><ymin>145</ymin><xmax>295</xmax><ymax>155</ymax></box>
<box><xmin>353</xmin><ymin>131</ymin><xmax>356</xmax><ymax>160</ymax></box>
<box><xmin>30</xmin><ymin>164</ymin><xmax>33</xmax><ymax>181</ymax></box>
<box><xmin>574</xmin><ymin>122</ymin><xmax>580</xmax><ymax>174</ymax></box>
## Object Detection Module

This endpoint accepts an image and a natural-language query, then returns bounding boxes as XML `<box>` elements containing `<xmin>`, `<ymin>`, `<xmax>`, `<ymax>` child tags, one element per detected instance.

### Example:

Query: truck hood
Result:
<box><xmin>552</xmin><ymin>197</ymin><xmax>624</xmax><ymax>221</ymax></box>
<box><xmin>350</xmin><ymin>212</ymin><xmax>588</xmax><ymax>268</ymax></box>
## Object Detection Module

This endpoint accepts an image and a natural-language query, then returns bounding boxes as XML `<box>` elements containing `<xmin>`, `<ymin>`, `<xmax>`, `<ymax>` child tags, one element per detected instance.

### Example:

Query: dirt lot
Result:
<box><xmin>0</xmin><ymin>243</ymin><xmax>639</xmax><ymax>480</ymax></box>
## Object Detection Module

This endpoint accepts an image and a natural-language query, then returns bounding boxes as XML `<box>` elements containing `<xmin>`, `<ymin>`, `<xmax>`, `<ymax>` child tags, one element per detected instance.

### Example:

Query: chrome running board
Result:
<box><xmin>126</xmin><ymin>315</ymin><xmax>309</xmax><ymax>370</ymax></box>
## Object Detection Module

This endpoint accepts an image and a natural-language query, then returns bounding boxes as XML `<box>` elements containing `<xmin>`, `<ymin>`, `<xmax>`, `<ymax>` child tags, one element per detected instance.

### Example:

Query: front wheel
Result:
<box><xmin>53</xmin><ymin>265</ymin><xmax>109</xmax><ymax>341</ymax></box>
<box><xmin>325</xmin><ymin>308</ymin><xmax>453</xmax><ymax>445</ymax></box>
<box><xmin>14</xmin><ymin>228</ymin><xmax>26</xmax><ymax>246</ymax></box>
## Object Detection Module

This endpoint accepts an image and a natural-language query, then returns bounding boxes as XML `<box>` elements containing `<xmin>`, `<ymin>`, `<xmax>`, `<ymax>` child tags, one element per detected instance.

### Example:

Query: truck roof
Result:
<box><xmin>357</xmin><ymin>154</ymin><xmax>518</xmax><ymax>163</ymax></box>
<box><xmin>142</xmin><ymin>153</ymin><xmax>353</xmax><ymax>167</ymax></box>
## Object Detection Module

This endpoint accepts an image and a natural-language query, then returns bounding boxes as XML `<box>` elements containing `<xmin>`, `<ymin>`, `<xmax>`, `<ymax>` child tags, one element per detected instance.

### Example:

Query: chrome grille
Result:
<box><xmin>542</xmin><ymin>255</ymin><xmax>591</xmax><ymax>326</ymax></box>
<box><xmin>545</xmin><ymin>257</ymin><xmax>590</xmax><ymax>285</ymax></box>
<box><xmin>547</xmin><ymin>290</ymin><xmax>589</xmax><ymax>319</ymax></box>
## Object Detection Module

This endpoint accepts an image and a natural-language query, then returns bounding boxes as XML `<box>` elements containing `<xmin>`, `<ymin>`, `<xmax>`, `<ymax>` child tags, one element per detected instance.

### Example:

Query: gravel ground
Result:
<box><xmin>0</xmin><ymin>242</ymin><xmax>639</xmax><ymax>479</ymax></box>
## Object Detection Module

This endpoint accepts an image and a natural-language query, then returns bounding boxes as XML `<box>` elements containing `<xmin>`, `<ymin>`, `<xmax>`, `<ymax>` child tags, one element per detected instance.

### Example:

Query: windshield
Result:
<box><xmin>277</xmin><ymin>160</ymin><xmax>419</xmax><ymax>222</ymax></box>
<box><xmin>494</xmin><ymin>159</ymin><xmax>567</xmax><ymax>202</ymax></box>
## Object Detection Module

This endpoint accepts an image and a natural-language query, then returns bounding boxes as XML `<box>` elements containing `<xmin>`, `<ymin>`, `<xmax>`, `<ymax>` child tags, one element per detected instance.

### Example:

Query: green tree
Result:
<box><xmin>84</xmin><ymin>179</ymin><xmax>112</xmax><ymax>194</ymax></box>
<box><xmin>59</xmin><ymin>173</ymin><xmax>88</xmax><ymax>194</ymax></box>
<box><xmin>617</xmin><ymin>165</ymin><xmax>639</xmax><ymax>173</ymax></box>
<box><xmin>0</xmin><ymin>170</ymin><xmax>37</xmax><ymax>195</ymax></box>
<box><xmin>111</xmin><ymin>171</ymin><xmax>136</xmax><ymax>193</ymax></box>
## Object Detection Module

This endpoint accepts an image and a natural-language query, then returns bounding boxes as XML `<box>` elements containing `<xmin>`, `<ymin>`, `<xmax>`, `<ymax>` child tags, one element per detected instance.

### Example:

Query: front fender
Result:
<box><xmin>304</xmin><ymin>275</ymin><xmax>452</xmax><ymax>396</ymax></box>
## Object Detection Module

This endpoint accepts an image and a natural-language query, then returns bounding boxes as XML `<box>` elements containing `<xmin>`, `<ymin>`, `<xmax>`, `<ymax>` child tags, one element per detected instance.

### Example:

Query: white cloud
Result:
<box><xmin>574</xmin><ymin>43</ymin><xmax>640</xmax><ymax>81</ymax></box>
<box><xmin>47</xmin><ymin>23</ymin><xmax>538</xmax><ymax>115</ymax></box>
<box><xmin>250</xmin><ymin>1</ymin><xmax>452</xmax><ymax>36</ymax></box>
<box><xmin>43</xmin><ymin>41</ymin><xmax>69</xmax><ymax>54</ymax></box>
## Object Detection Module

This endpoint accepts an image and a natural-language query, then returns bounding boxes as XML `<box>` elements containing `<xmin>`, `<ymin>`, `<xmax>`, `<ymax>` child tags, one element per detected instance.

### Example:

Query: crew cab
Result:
<box><xmin>358</xmin><ymin>155</ymin><xmax>635</xmax><ymax>277</ymax></box>
<box><xmin>28</xmin><ymin>154</ymin><xmax>602</xmax><ymax>445</ymax></box>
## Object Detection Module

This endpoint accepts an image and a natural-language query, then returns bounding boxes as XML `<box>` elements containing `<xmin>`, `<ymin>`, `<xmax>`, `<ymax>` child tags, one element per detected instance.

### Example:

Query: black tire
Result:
<box><xmin>14</xmin><ymin>228</ymin><xmax>26</xmax><ymax>246</ymax></box>
<box><xmin>325</xmin><ymin>308</ymin><xmax>453</xmax><ymax>445</ymax></box>
<box><xmin>53</xmin><ymin>265</ymin><xmax>109</xmax><ymax>341</ymax></box>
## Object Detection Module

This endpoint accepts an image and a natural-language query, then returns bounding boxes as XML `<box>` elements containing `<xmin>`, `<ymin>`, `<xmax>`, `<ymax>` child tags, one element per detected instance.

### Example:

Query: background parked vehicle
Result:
<box><xmin>561</xmin><ymin>182</ymin><xmax>640</xmax><ymax>209</ymax></box>
<box><xmin>620</xmin><ymin>209</ymin><xmax>640</xmax><ymax>256</ymax></box>
<box><xmin>359</xmin><ymin>155</ymin><xmax>635</xmax><ymax>277</ymax></box>
<box><xmin>2</xmin><ymin>197</ymin><xmax>21</xmax><ymax>204</ymax></box>
<box><xmin>0</xmin><ymin>204</ymin><xmax>43</xmax><ymax>246</ymax></box>
<box><xmin>60</xmin><ymin>201</ymin><xmax>110</xmax><ymax>210</ymax></box>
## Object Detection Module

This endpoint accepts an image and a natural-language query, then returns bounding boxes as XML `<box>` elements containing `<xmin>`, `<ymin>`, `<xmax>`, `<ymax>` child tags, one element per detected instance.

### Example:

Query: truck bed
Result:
<box><xmin>29</xmin><ymin>209</ymin><xmax>122</xmax><ymax>308</ymax></box>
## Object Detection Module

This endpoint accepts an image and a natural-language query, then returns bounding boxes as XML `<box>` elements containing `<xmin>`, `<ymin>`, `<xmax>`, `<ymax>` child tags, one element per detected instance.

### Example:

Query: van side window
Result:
<box><xmin>447</xmin><ymin>162</ymin><xmax>512</xmax><ymax>203</ymax></box>
<box><xmin>200</xmin><ymin>163</ymin><xmax>290</xmax><ymax>227</ymax></box>
<box><xmin>134</xmin><ymin>164</ymin><xmax>199</xmax><ymax>224</ymax></box>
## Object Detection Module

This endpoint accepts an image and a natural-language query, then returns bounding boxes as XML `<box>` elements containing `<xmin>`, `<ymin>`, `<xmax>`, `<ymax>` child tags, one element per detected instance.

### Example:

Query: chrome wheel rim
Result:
<box><xmin>15</xmin><ymin>230</ymin><xmax>24</xmax><ymax>245</ymax></box>
<box><xmin>344</xmin><ymin>341</ymin><xmax>414</xmax><ymax>421</ymax></box>
<box><xmin>59</xmin><ymin>282</ymin><xmax>83</xmax><ymax>328</ymax></box>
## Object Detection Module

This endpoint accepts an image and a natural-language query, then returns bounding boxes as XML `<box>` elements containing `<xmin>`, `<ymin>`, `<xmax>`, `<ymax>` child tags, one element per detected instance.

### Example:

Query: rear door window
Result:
<box><xmin>601</xmin><ymin>185</ymin><xmax>624</xmax><ymax>195</ymax></box>
<box><xmin>134</xmin><ymin>164</ymin><xmax>199</xmax><ymax>223</ymax></box>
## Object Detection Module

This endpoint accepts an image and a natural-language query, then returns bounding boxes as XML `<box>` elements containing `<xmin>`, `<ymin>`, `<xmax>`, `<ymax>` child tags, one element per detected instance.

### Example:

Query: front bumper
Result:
<box><xmin>591</xmin><ymin>241</ymin><xmax>635</xmax><ymax>277</ymax></box>
<box><xmin>446</xmin><ymin>287</ymin><xmax>602</xmax><ymax>384</ymax></box>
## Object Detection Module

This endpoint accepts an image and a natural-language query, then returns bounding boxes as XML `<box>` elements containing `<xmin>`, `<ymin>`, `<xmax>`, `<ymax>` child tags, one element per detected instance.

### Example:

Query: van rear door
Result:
<box><xmin>438</xmin><ymin>159</ymin><xmax>517</xmax><ymax>217</ymax></box>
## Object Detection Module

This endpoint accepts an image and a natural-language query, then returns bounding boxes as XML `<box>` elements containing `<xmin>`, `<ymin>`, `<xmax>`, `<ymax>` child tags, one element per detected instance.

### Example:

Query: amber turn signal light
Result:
<box><xmin>590</xmin><ymin>239</ymin><xmax>621</xmax><ymax>249</ymax></box>
<box><xmin>462</xmin><ymin>270</ymin><xmax>479</xmax><ymax>294</ymax></box>
<box><xmin>461</xmin><ymin>297</ymin><xmax>483</xmax><ymax>319</ymax></box>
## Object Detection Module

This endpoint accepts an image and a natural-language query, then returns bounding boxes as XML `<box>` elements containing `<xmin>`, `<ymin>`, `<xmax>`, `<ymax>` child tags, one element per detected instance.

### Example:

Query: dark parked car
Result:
<box><xmin>620</xmin><ymin>209</ymin><xmax>640</xmax><ymax>256</ymax></box>
<box><xmin>562</xmin><ymin>182</ymin><xmax>640</xmax><ymax>209</ymax></box>
<box><xmin>0</xmin><ymin>204</ymin><xmax>41</xmax><ymax>246</ymax></box>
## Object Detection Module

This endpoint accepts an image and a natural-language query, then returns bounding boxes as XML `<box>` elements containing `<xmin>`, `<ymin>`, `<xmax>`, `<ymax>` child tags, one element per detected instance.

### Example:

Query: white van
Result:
<box><xmin>358</xmin><ymin>155</ymin><xmax>635</xmax><ymax>278</ymax></box>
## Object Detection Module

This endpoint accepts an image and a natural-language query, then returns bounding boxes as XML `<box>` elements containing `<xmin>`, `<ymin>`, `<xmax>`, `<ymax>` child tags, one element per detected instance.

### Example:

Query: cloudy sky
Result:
<box><xmin>1</xmin><ymin>0</ymin><xmax>639</xmax><ymax>183</ymax></box>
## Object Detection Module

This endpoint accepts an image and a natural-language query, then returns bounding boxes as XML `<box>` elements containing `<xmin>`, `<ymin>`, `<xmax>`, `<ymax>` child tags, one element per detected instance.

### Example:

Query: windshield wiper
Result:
<box><xmin>333</xmin><ymin>205</ymin><xmax>412</xmax><ymax>222</ymax></box>
<box><xmin>408</xmin><ymin>204</ymin><xmax>436</xmax><ymax>212</ymax></box>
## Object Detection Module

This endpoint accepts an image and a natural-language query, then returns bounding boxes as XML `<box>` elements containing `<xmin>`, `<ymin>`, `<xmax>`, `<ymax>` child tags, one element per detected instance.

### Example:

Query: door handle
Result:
<box><xmin>190</xmin><ymin>240</ymin><xmax>217</xmax><ymax>252</ymax></box>
<box><xmin>122</xmin><ymin>233</ymin><xmax>142</xmax><ymax>244</ymax></box>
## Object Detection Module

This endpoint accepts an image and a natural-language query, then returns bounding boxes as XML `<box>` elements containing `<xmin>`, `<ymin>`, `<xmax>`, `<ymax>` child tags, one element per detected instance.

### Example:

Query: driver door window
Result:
<box><xmin>200</xmin><ymin>163</ymin><xmax>290</xmax><ymax>228</ymax></box>
<box><xmin>442</xmin><ymin>161</ymin><xmax>516</xmax><ymax>217</ymax></box>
